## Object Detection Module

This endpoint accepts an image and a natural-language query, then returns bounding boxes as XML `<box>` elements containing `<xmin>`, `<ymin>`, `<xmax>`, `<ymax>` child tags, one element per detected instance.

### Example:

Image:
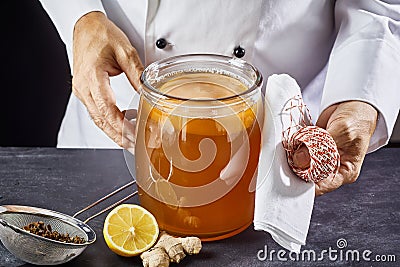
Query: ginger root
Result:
<box><xmin>141</xmin><ymin>231</ymin><xmax>202</xmax><ymax>267</ymax></box>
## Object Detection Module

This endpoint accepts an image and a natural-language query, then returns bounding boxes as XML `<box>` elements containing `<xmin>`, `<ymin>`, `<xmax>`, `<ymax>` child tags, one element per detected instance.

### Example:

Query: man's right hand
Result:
<box><xmin>72</xmin><ymin>11</ymin><xmax>143</xmax><ymax>152</ymax></box>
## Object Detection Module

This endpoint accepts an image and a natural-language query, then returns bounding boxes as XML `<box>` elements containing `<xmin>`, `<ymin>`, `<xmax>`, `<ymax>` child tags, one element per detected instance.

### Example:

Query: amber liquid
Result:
<box><xmin>135</xmin><ymin>72</ymin><xmax>261</xmax><ymax>240</ymax></box>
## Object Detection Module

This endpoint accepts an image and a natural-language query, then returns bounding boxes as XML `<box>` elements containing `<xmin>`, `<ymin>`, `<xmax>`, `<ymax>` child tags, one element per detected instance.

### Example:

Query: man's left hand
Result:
<box><xmin>293</xmin><ymin>101</ymin><xmax>378</xmax><ymax>196</ymax></box>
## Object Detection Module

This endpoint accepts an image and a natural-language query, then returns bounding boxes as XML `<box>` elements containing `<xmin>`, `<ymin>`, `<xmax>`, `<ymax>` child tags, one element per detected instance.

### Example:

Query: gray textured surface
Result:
<box><xmin>0</xmin><ymin>147</ymin><xmax>399</xmax><ymax>267</ymax></box>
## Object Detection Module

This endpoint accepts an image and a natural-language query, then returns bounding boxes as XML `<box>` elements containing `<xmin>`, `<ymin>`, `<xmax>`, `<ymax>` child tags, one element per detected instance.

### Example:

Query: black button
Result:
<box><xmin>156</xmin><ymin>38</ymin><xmax>168</xmax><ymax>49</ymax></box>
<box><xmin>233</xmin><ymin>46</ymin><xmax>245</xmax><ymax>58</ymax></box>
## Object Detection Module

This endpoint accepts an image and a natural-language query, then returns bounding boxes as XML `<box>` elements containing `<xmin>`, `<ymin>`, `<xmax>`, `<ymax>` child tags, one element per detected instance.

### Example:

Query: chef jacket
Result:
<box><xmin>39</xmin><ymin>0</ymin><xmax>400</xmax><ymax>152</ymax></box>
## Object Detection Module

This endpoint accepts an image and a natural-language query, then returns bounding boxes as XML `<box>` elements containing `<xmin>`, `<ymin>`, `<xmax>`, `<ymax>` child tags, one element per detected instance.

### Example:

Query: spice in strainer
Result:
<box><xmin>23</xmin><ymin>221</ymin><xmax>85</xmax><ymax>244</ymax></box>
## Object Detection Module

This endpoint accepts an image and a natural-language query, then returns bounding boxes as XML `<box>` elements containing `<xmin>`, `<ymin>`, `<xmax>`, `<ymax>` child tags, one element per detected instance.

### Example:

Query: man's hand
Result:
<box><xmin>293</xmin><ymin>101</ymin><xmax>378</xmax><ymax>196</ymax></box>
<box><xmin>72</xmin><ymin>11</ymin><xmax>143</xmax><ymax>151</ymax></box>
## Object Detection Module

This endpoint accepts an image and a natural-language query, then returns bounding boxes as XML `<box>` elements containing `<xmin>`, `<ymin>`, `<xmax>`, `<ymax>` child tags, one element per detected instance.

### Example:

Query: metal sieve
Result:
<box><xmin>0</xmin><ymin>181</ymin><xmax>137</xmax><ymax>265</ymax></box>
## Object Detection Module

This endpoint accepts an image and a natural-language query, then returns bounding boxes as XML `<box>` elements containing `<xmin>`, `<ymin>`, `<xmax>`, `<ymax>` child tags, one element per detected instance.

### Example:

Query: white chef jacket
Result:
<box><xmin>39</xmin><ymin>0</ymin><xmax>400</xmax><ymax>152</ymax></box>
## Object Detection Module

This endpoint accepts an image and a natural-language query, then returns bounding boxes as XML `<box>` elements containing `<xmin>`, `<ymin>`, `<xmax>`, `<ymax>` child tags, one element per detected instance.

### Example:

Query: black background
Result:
<box><xmin>2</xmin><ymin>0</ymin><xmax>71</xmax><ymax>147</ymax></box>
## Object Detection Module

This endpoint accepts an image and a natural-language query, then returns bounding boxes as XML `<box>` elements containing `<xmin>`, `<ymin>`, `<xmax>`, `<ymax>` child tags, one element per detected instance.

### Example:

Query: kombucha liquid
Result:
<box><xmin>136</xmin><ymin>72</ymin><xmax>261</xmax><ymax>240</ymax></box>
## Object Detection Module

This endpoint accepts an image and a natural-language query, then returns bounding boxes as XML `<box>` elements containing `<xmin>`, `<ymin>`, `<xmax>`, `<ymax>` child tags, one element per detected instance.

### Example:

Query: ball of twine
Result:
<box><xmin>281</xmin><ymin>95</ymin><xmax>340</xmax><ymax>183</ymax></box>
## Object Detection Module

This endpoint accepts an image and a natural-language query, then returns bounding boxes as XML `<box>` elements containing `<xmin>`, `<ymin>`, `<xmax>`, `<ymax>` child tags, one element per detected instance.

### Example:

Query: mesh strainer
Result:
<box><xmin>0</xmin><ymin>181</ymin><xmax>137</xmax><ymax>265</ymax></box>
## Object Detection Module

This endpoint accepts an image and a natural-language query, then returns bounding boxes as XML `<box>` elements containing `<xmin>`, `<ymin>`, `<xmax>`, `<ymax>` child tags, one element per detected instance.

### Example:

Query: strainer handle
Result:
<box><xmin>72</xmin><ymin>180</ymin><xmax>138</xmax><ymax>224</ymax></box>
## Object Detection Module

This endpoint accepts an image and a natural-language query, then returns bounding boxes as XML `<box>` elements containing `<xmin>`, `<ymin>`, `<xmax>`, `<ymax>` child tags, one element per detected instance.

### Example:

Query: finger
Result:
<box><xmin>114</xmin><ymin>46</ymin><xmax>144</xmax><ymax>91</ymax></box>
<box><xmin>121</xmin><ymin>109</ymin><xmax>138</xmax><ymax>153</ymax></box>
<box><xmin>123</xmin><ymin>109</ymin><xmax>138</xmax><ymax>121</ymax></box>
<box><xmin>122</xmin><ymin>117</ymin><xmax>136</xmax><ymax>154</ymax></box>
<box><xmin>91</xmin><ymin>71</ymin><xmax>136</xmax><ymax>145</ymax></box>
<box><xmin>87</xmin><ymin>92</ymin><xmax>136</xmax><ymax>150</ymax></box>
<box><xmin>79</xmin><ymin>87</ymin><xmax>127</xmax><ymax>147</ymax></box>
<box><xmin>315</xmin><ymin>172</ymin><xmax>344</xmax><ymax>196</ymax></box>
<box><xmin>73</xmin><ymin>77</ymin><xmax>135</xmax><ymax>149</ymax></box>
<box><xmin>292</xmin><ymin>144</ymin><xmax>311</xmax><ymax>169</ymax></box>
<box><xmin>335</xmin><ymin>157</ymin><xmax>360</xmax><ymax>185</ymax></box>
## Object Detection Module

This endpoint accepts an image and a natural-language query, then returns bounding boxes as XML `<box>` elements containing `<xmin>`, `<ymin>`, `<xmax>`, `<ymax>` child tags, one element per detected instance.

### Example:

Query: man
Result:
<box><xmin>39</xmin><ymin>0</ymin><xmax>400</xmax><ymax>195</ymax></box>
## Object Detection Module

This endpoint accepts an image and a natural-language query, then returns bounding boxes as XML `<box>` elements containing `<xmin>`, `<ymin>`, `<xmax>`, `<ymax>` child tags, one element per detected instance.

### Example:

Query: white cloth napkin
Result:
<box><xmin>253</xmin><ymin>74</ymin><xmax>315</xmax><ymax>253</ymax></box>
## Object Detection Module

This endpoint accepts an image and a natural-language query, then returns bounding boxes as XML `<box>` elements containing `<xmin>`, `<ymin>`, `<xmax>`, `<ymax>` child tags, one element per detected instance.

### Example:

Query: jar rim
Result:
<box><xmin>140</xmin><ymin>53</ymin><xmax>263</xmax><ymax>102</ymax></box>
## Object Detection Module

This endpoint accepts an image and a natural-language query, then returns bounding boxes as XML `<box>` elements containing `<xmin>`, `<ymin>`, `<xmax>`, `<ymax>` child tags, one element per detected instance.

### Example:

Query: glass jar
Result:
<box><xmin>135</xmin><ymin>54</ymin><xmax>263</xmax><ymax>241</ymax></box>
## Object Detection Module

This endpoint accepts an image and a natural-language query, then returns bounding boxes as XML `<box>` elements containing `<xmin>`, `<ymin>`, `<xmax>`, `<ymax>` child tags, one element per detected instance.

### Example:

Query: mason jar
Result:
<box><xmin>135</xmin><ymin>54</ymin><xmax>263</xmax><ymax>241</ymax></box>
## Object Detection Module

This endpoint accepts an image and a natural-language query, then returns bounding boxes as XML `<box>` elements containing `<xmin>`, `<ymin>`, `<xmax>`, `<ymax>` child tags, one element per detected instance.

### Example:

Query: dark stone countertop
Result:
<box><xmin>0</xmin><ymin>147</ymin><xmax>399</xmax><ymax>267</ymax></box>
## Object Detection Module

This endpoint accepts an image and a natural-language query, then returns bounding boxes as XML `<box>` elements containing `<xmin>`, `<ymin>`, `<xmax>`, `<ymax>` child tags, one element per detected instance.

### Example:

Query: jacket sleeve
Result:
<box><xmin>38</xmin><ymin>0</ymin><xmax>105</xmax><ymax>51</ymax></box>
<box><xmin>321</xmin><ymin>0</ymin><xmax>400</xmax><ymax>152</ymax></box>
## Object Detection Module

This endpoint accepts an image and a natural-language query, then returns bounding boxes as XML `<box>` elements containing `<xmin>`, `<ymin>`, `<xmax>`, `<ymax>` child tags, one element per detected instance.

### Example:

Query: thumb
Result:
<box><xmin>316</xmin><ymin>104</ymin><xmax>338</xmax><ymax>129</ymax></box>
<box><xmin>292</xmin><ymin>144</ymin><xmax>311</xmax><ymax>170</ymax></box>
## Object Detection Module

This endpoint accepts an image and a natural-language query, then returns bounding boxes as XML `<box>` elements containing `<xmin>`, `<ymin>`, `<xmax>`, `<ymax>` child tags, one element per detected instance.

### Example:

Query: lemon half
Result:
<box><xmin>103</xmin><ymin>204</ymin><xmax>159</xmax><ymax>257</ymax></box>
